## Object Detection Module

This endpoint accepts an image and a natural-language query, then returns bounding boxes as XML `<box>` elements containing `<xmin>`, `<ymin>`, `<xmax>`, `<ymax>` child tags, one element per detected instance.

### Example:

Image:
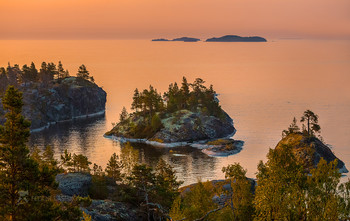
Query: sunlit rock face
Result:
<box><xmin>108</xmin><ymin>109</ymin><xmax>235</xmax><ymax>143</ymax></box>
<box><xmin>0</xmin><ymin>77</ymin><xmax>107</xmax><ymax>131</ymax></box>
<box><xmin>276</xmin><ymin>133</ymin><xmax>348</xmax><ymax>173</ymax></box>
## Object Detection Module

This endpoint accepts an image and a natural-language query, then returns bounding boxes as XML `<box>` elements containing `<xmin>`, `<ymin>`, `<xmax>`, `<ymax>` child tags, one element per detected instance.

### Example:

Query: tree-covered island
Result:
<box><xmin>0</xmin><ymin>62</ymin><xmax>106</xmax><ymax>131</ymax></box>
<box><xmin>105</xmin><ymin>77</ymin><xmax>242</xmax><ymax>156</ymax></box>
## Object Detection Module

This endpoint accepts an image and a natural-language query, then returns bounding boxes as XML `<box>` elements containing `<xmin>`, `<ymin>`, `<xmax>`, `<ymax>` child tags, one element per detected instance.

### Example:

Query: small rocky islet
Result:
<box><xmin>105</xmin><ymin>77</ymin><xmax>243</xmax><ymax>157</ymax></box>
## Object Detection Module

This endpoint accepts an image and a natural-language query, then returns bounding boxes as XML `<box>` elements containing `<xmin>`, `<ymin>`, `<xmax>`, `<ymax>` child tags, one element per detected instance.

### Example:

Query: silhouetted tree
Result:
<box><xmin>301</xmin><ymin>110</ymin><xmax>320</xmax><ymax>137</ymax></box>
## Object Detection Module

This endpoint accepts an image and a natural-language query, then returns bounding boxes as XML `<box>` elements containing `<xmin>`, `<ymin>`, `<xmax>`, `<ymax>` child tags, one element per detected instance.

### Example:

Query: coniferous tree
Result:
<box><xmin>57</xmin><ymin>61</ymin><xmax>65</xmax><ymax>80</ymax></box>
<box><xmin>131</xmin><ymin>88</ymin><xmax>140</xmax><ymax>112</ymax></box>
<box><xmin>119</xmin><ymin>107</ymin><xmax>128</xmax><ymax>123</ymax></box>
<box><xmin>77</xmin><ymin>64</ymin><xmax>94</xmax><ymax>82</ymax></box>
<box><xmin>301</xmin><ymin>110</ymin><xmax>320</xmax><ymax>137</ymax></box>
<box><xmin>282</xmin><ymin>117</ymin><xmax>300</xmax><ymax>137</ymax></box>
<box><xmin>0</xmin><ymin>68</ymin><xmax>8</xmax><ymax>93</ymax></box>
<box><xmin>105</xmin><ymin>153</ymin><xmax>122</xmax><ymax>182</ymax></box>
<box><xmin>0</xmin><ymin>86</ymin><xmax>79</xmax><ymax>220</ymax></box>
<box><xmin>0</xmin><ymin>86</ymin><xmax>32</xmax><ymax>220</ymax></box>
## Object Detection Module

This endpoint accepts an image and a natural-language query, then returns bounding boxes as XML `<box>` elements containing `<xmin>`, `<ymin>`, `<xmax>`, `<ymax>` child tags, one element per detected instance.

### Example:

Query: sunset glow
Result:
<box><xmin>1</xmin><ymin>0</ymin><xmax>350</xmax><ymax>39</ymax></box>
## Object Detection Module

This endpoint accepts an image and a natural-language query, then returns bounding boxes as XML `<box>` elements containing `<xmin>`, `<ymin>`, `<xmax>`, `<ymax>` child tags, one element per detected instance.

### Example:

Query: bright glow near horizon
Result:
<box><xmin>0</xmin><ymin>0</ymin><xmax>350</xmax><ymax>39</ymax></box>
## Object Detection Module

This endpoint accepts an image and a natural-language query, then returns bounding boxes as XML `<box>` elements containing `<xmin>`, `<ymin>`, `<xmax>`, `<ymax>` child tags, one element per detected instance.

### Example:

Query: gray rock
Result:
<box><xmin>0</xmin><ymin>77</ymin><xmax>107</xmax><ymax>131</ymax></box>
<box><xmin>84</xmin><ymin>200</ymin><xmax>142</xmax><ymax>221</ymax></box>
<box><xmin>152</xmin><ymin>110</ymin><xmax>236</xmax><ymax>143</ymax></box>
<box><xmin>56</xmin><ymin>173</ymin><xmax>92</xmax><ymax>196</ymax></box>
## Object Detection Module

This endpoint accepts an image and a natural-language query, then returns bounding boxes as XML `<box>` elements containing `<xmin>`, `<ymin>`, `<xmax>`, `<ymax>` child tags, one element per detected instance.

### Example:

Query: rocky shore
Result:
<box><xmin>0</xmin><ymin>77</ymin><xmax>107</xmax><ymax>131</ymax></box>
<box><xmin>106</xmin><ymin>109</ymin><xmax>244</xmax><ymax>157</ymax></box>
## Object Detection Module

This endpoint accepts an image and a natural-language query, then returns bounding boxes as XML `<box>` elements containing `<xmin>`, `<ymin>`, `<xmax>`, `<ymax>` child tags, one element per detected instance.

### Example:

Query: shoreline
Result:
<box><xmin>30</xmin><ymin>110</ymin><xmax>106</xmax><ymax>133</ymax></box>
<box><xmin>104</xmin><ymin>132</ymin><xmax>243</xmax><ymax>157</ymax></box>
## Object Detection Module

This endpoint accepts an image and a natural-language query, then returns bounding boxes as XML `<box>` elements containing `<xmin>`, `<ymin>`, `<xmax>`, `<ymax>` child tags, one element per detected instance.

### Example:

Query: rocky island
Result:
<box><xmin>105</xmin><ymin>77</ymin><xmax>242</xmax><ymax>156</ymax></box>
<box><xmin>206</xmin><ymin>35</ymin><xmax>267</xmax><ymax>42</ymax></box>
<box><xmin>152</xmin><ymin>37</ymin><xmax>200</xmax><ymax>42</ymax></box>
<box><xmin>0</xmin><ymin>62</ymin><xmax>107</xmax><ymax>131</ymax></box>
<box><xmin>277</xmin><ymin>133</ymin><xmax>348</xmax><ymax>173</ymax></box>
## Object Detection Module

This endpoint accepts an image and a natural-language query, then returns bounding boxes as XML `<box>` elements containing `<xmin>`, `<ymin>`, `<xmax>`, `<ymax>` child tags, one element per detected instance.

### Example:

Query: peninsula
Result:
<box><xmin>0</xmin><ymin>62</ymin><xmax>107</xmax><ymax>131</ymax></box>
<box><xmin>206</xmin><ymin>35</ymin><xmax>267</xmax><ymax>42</ymax></box>
<box><xmin>105</xmin><ymin>77</ymin><xmax>241</xmax><ymax>156</ymax></box>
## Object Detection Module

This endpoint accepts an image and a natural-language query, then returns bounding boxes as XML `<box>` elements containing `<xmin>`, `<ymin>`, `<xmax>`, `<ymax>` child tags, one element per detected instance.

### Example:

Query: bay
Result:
<box><xmin>0</xmin><ymin>39</ymin><xmax>349</xmax><ymax>185</ymax></box>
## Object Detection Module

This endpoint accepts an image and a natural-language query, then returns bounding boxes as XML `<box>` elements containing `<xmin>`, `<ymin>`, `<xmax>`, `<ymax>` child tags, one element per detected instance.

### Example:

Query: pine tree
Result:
<box><xmin>0</xmin><ymin>86</ymin><xmax>75</xmax><ymax>220</ymax></box>
<box><xmin>131</xmin><ymin>88</ymin><xmax>140</xmax><ymax>112</ymax></box>
<box><xmin>57</xmin><ymin>61</ymin><xmax>65</xmax><ymax>80</ymax></box>
<box><xmin>282</xmin><ymin>117</ymin><xmax>300</xmax><ymax>137</ymax></box>
<box><xmin>0</xmin><ymin>86</ymin><xmax>32</xmax><ymax>220</ymax></box>
<box><xmin>105</xmin><ymin>153</ymin><xmax>122</xmax><ymax>182</ymax></box>
<box><xmin>301</xmin><ymin>110</ymin><xmax>320</xmax><ymax>137</ymax></box>
<box><xmin>119</xmin><ymin>107</ymin><xmax>128</xmax><ymax>123</ymax></box>
<box><xmin>77</xmin><ymin>64</ymin><xmax>90</xmax><ymax>81</ymax></box>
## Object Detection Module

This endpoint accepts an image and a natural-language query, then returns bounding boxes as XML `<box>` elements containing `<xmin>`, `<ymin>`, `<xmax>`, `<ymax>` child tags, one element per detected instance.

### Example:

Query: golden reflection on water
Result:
<box><xmin>1</xmin><ymin>39</ymin><xmax>349</xmax><ymax>185</ymax></box>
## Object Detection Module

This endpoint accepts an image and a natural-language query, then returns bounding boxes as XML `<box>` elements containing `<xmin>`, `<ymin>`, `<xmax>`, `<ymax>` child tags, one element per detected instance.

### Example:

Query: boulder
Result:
<box><xmin>56</xmin><ymin>173</ymin><xmax>92</xmax><ymax>196</ymax></box>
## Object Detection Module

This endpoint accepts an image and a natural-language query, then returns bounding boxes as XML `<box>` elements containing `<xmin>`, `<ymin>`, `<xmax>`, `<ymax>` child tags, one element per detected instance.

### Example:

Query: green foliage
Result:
<box><xmin>338</xmin><ymin>179</ymin><xmax>350</xmax><ymax>219</ymax></box>
<box><xmin>119</xmin><ymin>106</ymin><xmax>128</xmax><ymax>123</ymax></box>
<box><xmin>76</xmin><ymin>64</ymin><xmax>94</xmax><ymax>82</ymax></box>
<box><xmin>282</xmin><ymin>117</ymin><xmax>300</xmax><ymax>137</ymax></box>
<box><xmin>120</xmin><ymin>142</ymin><xmax>139</xmax><ymax>177</ymax></box>
<box><xmin>254</xmin><ymin>145</ymin><xmax>307</xmax><ymax>220</ymax></box>
<box><xmin>154</xmin><ymin>159</ymin><xmax>183</xmax><ymax>210</ymax></box>
<box><xmin>306</xmin><ymin>158</ymin><xmax>341</xmax><ymax>220</ymax></box>
<box><xmin>89</xmin><ymin>175</ymin><xmax>109</xmax><ymax>199</ymax></box>
<box><xmin>222</xmin><ymin>163</ymin><xmax>254</xmax><ymax>220</ymax></box>
<box><xmin>60</xmin><ymin>150</ymin><xmax>91</xmax><ymax>173</ymax></box>
<box><xmin>0</xmin><ymin>86</ymin><xmax>81</xmax><ymax>220</ymax></box>
<box><xmin>151</xmin><ymin>113</ymin><xmax>163</xmax><ymax>133</ymax></box>
<box><xmin>170</xmin><ymin>180</ymin><xmax>217</xmax><ymax>220</ymax></box>
<box><xmin>105</xmin><ymin>153</ymin><xmax>122</xmax><ymax>182</ymax></box>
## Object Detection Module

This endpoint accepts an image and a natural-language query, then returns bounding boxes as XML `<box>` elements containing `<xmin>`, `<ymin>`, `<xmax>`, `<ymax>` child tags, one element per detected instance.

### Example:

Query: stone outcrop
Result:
<box><xmin>276</xmin><ymin>133</ymin><xmax>348</xmax><ymax>173</ymax></box>
<box><xmin>0</xmin><ymin>77</ymin><xmax>107</xmax><ymax>131</ymax></box>
<box><xmin>56</xmin><ymin>172</ymin><xmax>92</xmax><ymax>197</ymax></box>
<box><xmin>153</xmin><ymin>110</ymin><xmax>235</xmax><ymax>143</ymax></box>
<box><xmin>107</xmin><ymin>109</ymin><xmax>235</xmax><ymax>143</ymax></box>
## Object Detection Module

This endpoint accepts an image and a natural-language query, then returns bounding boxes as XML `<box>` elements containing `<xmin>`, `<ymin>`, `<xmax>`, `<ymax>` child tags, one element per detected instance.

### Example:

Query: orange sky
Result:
<box><xmin>1</xmin><ymin>0</ymin><xmax>349</xmax><ymax>39</ymax></box>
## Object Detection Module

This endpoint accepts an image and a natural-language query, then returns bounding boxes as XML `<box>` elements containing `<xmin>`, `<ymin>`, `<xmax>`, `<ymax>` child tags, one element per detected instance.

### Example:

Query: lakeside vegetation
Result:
<box><xmin>0</xmin><ymin>85</ymin><xmax>349</xmax><ymax>220</ymax></box>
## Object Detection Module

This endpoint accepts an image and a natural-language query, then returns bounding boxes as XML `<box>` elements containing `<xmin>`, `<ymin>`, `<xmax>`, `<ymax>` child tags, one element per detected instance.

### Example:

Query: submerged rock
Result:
<box><xmin>276</xmin><ymin>133</ymin><xmax>348</xmax><ymax>173</ymax></box>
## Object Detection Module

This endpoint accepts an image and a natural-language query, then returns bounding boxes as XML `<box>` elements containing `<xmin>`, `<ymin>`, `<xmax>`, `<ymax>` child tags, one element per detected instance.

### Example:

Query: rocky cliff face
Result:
<box><xmin>0</xmin><ymin>77</ymin><xmax>107</xmax><ymax>131</ymax></box>
<box><xmin>276</xmin><ymin>133</ymin><xmax>348</xmax><ymax>173</ymax></box>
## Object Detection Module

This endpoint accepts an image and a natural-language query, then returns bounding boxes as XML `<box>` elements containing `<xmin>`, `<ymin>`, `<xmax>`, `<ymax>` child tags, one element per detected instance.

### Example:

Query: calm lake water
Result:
<box><xmin>0</xmin><ymin>39</ymin><xmax>349</xmax><ymax>186</ymax></box>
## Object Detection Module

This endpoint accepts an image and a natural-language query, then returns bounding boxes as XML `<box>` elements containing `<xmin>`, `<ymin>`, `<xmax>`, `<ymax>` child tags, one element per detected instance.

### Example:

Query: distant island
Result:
<box><xmin>0</xmin><ymin>62</ymin><xmax>106</xmax><ymax>131</ymax></box>
<box><xmin>152</xmin><ymin>37</ymin><xmax>200</xmax><ymax>42</ymax></box>
<box><xmin>206</xmin><ymin>35</ymin><xmax>267</xmax><ymax>42</ymax></box>
<box><xmin>105</xmin><ymin>77</ymin><xmax>241</xmax><ymax>156</ymax></box>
